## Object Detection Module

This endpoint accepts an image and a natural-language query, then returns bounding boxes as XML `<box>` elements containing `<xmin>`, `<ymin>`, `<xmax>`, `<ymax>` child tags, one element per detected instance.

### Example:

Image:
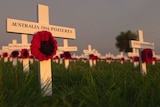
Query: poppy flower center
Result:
<box><xmin>23</xmin><ymin>51</ymin><xmax>29</xmax><ymax>57</ymax></box>
<box><xmin>12</xmin><ymin>51</ymin><xmax>19</xmax><ymax>57</ymax></box>
<box><xmin>40</xmin><ymin>41</ymin><xmax>54</xmax><ymax>56</ymax></box>
<box><xmin>65</xmin><ymin>53</ymin><xmax>71</xmax><ymax>58</ymax></box>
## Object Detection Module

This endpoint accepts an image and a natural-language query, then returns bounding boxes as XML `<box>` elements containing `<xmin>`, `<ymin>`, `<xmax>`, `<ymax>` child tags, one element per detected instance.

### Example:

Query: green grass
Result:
<box><xmin>0</xmin><ymin>59</ymin><xmax>160</xmax><ymax>107</ymax></box>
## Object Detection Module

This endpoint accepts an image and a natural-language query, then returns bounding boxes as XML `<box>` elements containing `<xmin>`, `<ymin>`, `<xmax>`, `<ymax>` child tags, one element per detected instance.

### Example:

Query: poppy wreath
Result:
<box><xmin>30</xmin><ymin>31</ymin><xmax>57</xmax><ymax>61</ymax></box>
<box><xmin>3</xmin><ymin>52</ymin><xmax>8</xmax><ymax>58</ymax></box>
<box><xmin>89</xmin><ymin>54</ymin><xmax>94</xmax><ymax>60</ymax></box>
<box><xmin>134</xmin><ymin>56</ymin><xmax>139</xmax><ymax>62</ymax></box>
<box><xmin>121</xmin><ymin>57</ymin><xmax>125</xmax><ymax>61</ymax></box>
<box><xmin>152</xmin><ymin>57</ymin><xmax>156</xmax><ymax>62</ymax></box>
<box><xmin>21</xmin><ymin>49</ymin><xmax>29</xmax><ymax>59</ymax></box>
<box><xmin>129</xmin><ymin>56</ymin><xmax>133</xmax><ymax>60</ymax></box>
<box><xmin>63</xmin><ymin>51</ymin><xmax>71</xmax><ymax>59</ymax></box>
<box><xmin>11</xmin><ymin>51</ymin><xmax>19</xmax><ymax>58</ymax></box>
<box><xmin>60</xmin><ymin>54</ymin><xmax>64</xmax><ymax>58</ymax></box>
<box><xmin>89</xmin><ymin>54</ymin><xmax>98</xmax><ymax>60</ymax></box>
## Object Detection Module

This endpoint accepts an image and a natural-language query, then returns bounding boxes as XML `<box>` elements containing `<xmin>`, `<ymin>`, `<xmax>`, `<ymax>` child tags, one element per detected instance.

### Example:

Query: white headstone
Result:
<box><xmin>1</xmin><ymin>40</ymin><xmax>30</xmax><ymax>55</ymax></box>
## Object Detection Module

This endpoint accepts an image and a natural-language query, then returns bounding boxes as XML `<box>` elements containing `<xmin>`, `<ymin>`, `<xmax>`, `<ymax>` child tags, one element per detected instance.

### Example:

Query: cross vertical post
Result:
<box><xmin>38</xmin><ymin>4</ymin><xmax>52</xmax><ymax>96</ymax></box>
<box><xmin>137</xmin><ymin>30</ymin><xmax>147</xmax><ymax>75</ymax></box>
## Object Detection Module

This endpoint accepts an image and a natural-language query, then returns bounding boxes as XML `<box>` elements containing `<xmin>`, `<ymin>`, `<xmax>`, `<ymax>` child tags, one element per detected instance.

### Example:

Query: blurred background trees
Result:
<box><xmin>115</xmin><ymin>30</ymin><xmax>137</xmax><ymax>53</ymax></box>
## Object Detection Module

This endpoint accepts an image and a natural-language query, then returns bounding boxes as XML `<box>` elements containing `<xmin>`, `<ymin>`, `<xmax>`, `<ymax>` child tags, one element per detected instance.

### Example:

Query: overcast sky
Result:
<box><xmin>0</xmin><ymin>0</ymin><xmax>160</xmax><ymax>55</ymax></box>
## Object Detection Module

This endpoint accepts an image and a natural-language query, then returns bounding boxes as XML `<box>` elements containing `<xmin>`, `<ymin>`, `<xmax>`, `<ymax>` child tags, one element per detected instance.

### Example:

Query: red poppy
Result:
<box><xmin>21</xmin><ymin>49</ymin><xmax>29</xmax><ymax>59</ymax></box>
<box><xmin>94</xmin><ymin>56</ymin><xmax>99</xmax><ymax>60</ymax></box>
<box><xmin>106</xmin><ymin>57</ymin><xmax>112</xmax><ymax>60</ymax></box>
<box><xmin>134</xmin><ymin>56</ymin><xmax>139</xmax><ymax>62</ymax></box>
<box><xmin>60</xmin><ymin>54</ymin><xmax>64</xmax><ymax>58</ymax></box>
<box><xmin>63</xmin><ymin>51</ymin><xmax>71</xmax><ymax>59</ymax></box>
<box><xmin>3</xmin><ymin>52</ymin><xmax>8</xmax><ymax>58</ymax></box>
<box><xmin>11</xmin><ymin>50</ymin><xmax>19</xmax><ymax>58</ymax></box>
<box><xmin>89</xmin><ymin>54</ymin><xmax>99</xmax><ymax>60</ymax></box>
<box><xmin>121</xmin><ymin>57</ymin><xmax>125</xmax><ymax>61</ymax></box>
<box><xmin>89</xmin><ymin>54</ymin><xmax>94</xmax><ymax>60</ymax></box>
<box><xmin>82</xmin><ymin>58</ymin><xmax>87</xmax><ymax>61</ymax></box>
<box><xmin>129</xmin><ymin>56</ymin><xmax>133</xmax><ymax>60</ymax></box>
<box><xmin>30</xmin><ymin>31</ymin><xmax>57</xmax><ymax>61</ymax></box>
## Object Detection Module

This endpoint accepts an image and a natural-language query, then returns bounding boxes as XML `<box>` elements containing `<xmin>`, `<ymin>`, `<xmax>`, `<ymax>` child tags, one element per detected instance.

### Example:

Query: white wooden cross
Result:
<box><xmin>91</xmin><ymin>49</ymin><xmax>101</xmax><ymax>65</ymax></box>
<box><xmin>1</xmin><ymin>40</ymin><xmax>30</xmax><ymax>54</ymax></box>
<box><xmin>130</xmin><ymin>30</ymin><xmax>154</xmax><ymax>75</ymax></box>
<box><xmin>7</xmin><ymin>4</ymin><xmax>76</xmax><ymax>96</ymax></box>
<box><xmin>1</xmin><ymin>39</ymin><xmax>30</xmax><ymax>69</ymax></box>
<box><xmin>83</xmin><ymin>44</ymin><xmax>94</xmax><ymax>56</ymax></box>
<box><xmin>83</xmin><ymin>44</ymin><xmax>97</xmax><ymax>67</ymax></box>
<box><xmin>21</xmin><ymin>34</ymin><xmax>28</xmax><ymax>45</ymax></box>
<box><xmin>58</xmin><ymin>39</ymin><xmax>77</xmax><ymax>69</ymax></box>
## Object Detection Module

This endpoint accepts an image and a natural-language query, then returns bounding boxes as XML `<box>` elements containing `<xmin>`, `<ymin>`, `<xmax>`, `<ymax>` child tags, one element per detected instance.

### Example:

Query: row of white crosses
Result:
<box><xmin>6</xmin><ymin>4</ymin><xmax>77</xmax><ymax>96</ymax></box>
<box><xmin>83</xmin><ymin>45</ymin><xmax>127</xmax><ymax>65</ymax></box>
<box><xmin>1</xmin><ymin>39</ymin><xmax>31</xmax><ymax>72</ymax></box>
<box><xmin>1</xmin><ymin>40</ymin><xmax>77</xmax><ymax>69</ymax></box>
<box><xmin>105</xmin><ymin>52</ymin><xmax>127</xmax><ymax>64</ymax></box>
<box><xmin>130</xmin><ymin>30</ymin><xmax>154</xmax><ymax>75</ymax></box>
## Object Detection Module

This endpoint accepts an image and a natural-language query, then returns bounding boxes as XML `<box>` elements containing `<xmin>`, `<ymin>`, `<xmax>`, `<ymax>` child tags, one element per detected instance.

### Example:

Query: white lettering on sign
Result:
<box><xmin>8</xmin><ymin>44</ymin><xmax>30</xmax><ymax>49</ymax></box>
<box><xmin>7</xmin><ymin>18</ymin><xmax>76</xmax><ymax>39</ymax></box>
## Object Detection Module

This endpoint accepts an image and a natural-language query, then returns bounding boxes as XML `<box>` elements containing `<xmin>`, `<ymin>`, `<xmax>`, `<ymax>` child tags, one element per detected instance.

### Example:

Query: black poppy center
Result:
<box><xmin>40</xmin><ymin>41</ymin><xmax>54</xmax><ymax>56</ymax></box>
<box><xmin>12</xmin><ymin>51</ymin><xmax>19</xmax><ymax>57</ymax></box>
<box><xmin>64</xmin><ymin>52</ymin><xmax>71</xmax><ymax>58</ymax></box>
<box><xmin>23</xmin><ymin>51</ymin><xmax>29</xmax><ymax>57</ymax></box>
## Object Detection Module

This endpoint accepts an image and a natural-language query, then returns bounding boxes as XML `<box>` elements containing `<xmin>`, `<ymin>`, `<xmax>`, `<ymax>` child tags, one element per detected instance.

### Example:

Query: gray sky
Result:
<box><xmin>0</xmin><ymin>0</ymin><xmax>160</xmax><ymax>55</ymax></box>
